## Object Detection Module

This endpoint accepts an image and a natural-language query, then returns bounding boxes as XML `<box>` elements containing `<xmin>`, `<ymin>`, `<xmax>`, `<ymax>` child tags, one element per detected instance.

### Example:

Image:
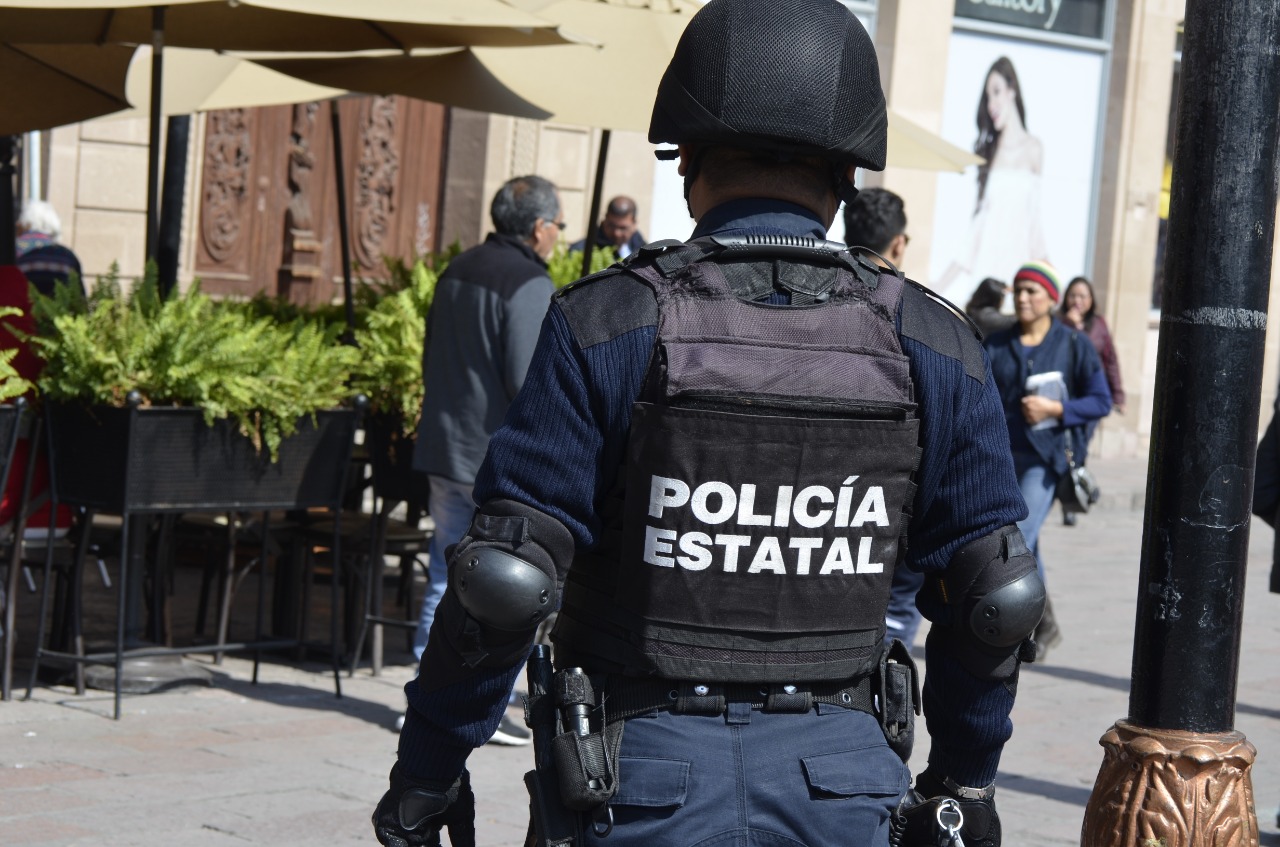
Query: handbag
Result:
<box><xmin>1057</xmin><ymin>429</ymin><xmax>1100</xmax><ymax>514</ymax></box>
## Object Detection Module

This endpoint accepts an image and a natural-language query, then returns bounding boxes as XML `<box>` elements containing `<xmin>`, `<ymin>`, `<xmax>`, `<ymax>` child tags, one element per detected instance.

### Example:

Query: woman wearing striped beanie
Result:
<box><xmin>1013</xmin><ymin>260</ymin><xmax>1061</xmax><ymax>303</ymax></box>
<box><xmin>982</xmin><ymin>260</ymin><xmax>1113</xmax><ymax>659</ymax></box>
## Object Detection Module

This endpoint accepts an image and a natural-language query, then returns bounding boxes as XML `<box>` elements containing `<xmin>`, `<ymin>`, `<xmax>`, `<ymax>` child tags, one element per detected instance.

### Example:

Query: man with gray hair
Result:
<box><xmin>15</xmin><ymin>199</ymin><xmax>83</xmax><ymax>297</ymax></box>
<box><xmin>407</xmin><ymin>174</ymin><xmax>563</xmax><ymax>745</ymax></box>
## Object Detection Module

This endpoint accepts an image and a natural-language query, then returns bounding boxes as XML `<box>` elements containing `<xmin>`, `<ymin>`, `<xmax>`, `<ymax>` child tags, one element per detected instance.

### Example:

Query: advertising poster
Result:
<box><xmin>928</xmin><ymin>30</ymin><xmax>1105</xmax><ymax>309</ymax></box>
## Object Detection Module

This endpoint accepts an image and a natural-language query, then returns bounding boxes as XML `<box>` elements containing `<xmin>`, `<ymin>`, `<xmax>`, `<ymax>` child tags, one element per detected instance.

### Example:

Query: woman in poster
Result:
<box><xmin>936</xmin><ymin>56</ymin><xmax>1050</xmax><ymax>306</ymax></box>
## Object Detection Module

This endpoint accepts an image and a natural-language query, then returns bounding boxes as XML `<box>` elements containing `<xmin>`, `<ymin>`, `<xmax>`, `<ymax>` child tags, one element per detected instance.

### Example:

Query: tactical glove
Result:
<box><xmin>889</xmin><ymin>768</ymin><xmax>1001</xmax><ymax>847</ymax></box>
<box><xmin>372</xmin><ymin>764</ymin><xmax>476</xmax><ymax>847</ymax></box>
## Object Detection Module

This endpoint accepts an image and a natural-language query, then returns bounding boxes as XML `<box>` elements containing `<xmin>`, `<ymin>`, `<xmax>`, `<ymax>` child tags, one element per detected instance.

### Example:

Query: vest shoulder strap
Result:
<box><xmin>899</xmin><ymin>279</ymin><xmax>987</xmax><ymax>383</ymax></box>
<box><xmin>554</xmin><ymin>265</ymin><xmax>659</xmax><ymax>350</ymax></box>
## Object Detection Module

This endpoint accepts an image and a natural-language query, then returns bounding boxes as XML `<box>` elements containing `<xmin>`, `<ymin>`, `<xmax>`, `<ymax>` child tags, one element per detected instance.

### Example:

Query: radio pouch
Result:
<box><xmin>878</xmin><ymin>638</ymin><xmax>921</xmax><ymax>762</ymax></box>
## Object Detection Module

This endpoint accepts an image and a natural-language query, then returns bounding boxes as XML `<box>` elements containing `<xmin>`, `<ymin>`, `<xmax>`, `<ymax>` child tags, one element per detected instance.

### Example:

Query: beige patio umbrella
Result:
<box><xmin>0</xmin><ymin>0</ymin><xmax>581</xmax><ymax>305</ymax></box>
<box><xmin>885</xmin><ymin>112</ymin><xmax>984</xmax><ymax>172</ymax></box>
<box><xmin>251</xmin><ymin>48</ymin><xmax>552</xmax><ymax>122</ymax></box>
<box><xmin>257</xmin><ymin>0</ymin><xmax>982</xmax><ymax>273</ymax></box>
<box><xmin>0</xmin><ymin>0</ymin><xmax>580</xmax><ymax>51</ymax></box>
<box><xmin>0</xmin><ymin>42</ymin><xmax>134</xmax><ymax>135</ymax></box>
<box><xmin>244</xmin><ymin>0</ymin><xmax>981</xmax><ymax>168</ymax></box>
<box><xmin>0</xmin><ymin>42</ymin><xmax>136</xmax><ymax>265</ymax></box>
<box><xmin>484</xmin><ymin>0</ymin><xmax>982</xmax><ymax>271</ymax></box>
<box><xmin>479</xmin><ymin>0</ymin><xmax>693</xmax><ymax>135</ymax></box>
<box><xmin>108</xmin><ymin>45</ymin><xmax>345</xmax><ymax>120</ymax></box>
<box><xmin>481</xmin><ymin>0</ymin><xmax>981</xmax><ymax>171</ymax></box>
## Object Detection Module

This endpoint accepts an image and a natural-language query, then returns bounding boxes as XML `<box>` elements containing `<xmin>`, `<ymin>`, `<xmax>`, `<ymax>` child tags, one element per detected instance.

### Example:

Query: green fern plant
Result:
<box><xmin>349</xmin><ymin>258</ymin><xmax>438</xmax><ymax>433</ymax></box>
<box><xmin>547</xmin><ymin>245</ymin><xmax>617</xmax><ymax>288</ymax></box>
<box><xmin>345</xmin><ymin>244</ymin><xmax>612</xmax><ymax>435</ymax></box>
<box><xmin>31</xmin><ymin>264</ymin><xmax>360</xmax><ymax>459</ymax></box>
<box><xmin>241</xmin><ymin>291</ymin><xmax>349</xmax><ymax>331</ymax></box>
<box><xmin>0</xmin><ymin>306</ymin><xmax>35</xmax><ymax>402</ymax></box>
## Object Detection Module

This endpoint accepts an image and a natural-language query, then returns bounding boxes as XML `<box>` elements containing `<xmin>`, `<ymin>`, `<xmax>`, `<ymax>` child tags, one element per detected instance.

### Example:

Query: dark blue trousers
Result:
<box><xmin>584</xmin><ymin>703</ymin><xmax>908</xmax><ymax>847</ymax></box>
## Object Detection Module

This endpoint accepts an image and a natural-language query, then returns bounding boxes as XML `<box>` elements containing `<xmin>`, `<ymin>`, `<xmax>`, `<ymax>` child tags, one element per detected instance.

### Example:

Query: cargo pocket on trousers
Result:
<box><xmin>612</xmin><ymin>757</ymin><xmax>690</xmax><ymax>809</ymax></box>
<box><xmin>801</xmin><ymin>744</ymin><xmax>909</xmax><ymax>800</ymax></box>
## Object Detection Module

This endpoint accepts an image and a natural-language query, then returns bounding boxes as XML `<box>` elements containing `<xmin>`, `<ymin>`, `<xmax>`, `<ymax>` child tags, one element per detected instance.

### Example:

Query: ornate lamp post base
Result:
<box><xmin>1082</xmin><ymin>720</ymin><xmax>1258</xmax><ymax>847</ymax></box>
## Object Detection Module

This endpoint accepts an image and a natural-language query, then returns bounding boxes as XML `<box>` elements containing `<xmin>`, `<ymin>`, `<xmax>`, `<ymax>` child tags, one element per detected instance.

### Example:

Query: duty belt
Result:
<box><xmin>604</xmin><ymin>673</ymin><xmax>875</xmax><ymax>722</ymax></box>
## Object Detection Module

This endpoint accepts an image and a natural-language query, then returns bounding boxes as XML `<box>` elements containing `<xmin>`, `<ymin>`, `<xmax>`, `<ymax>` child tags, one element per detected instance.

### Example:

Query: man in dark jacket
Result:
<box><xmin>376</xmin><ymin>3</ymin><xmax>1042</xmax><ymax>845</ymax></box>
<box><xmin>409</xmin><ymin>175</ymin><xmax>562</xmax><ymax>745</ymax></box>
<box><xmin>569</xmin><ymin>195</ymin><xmax>646</xmax><ymax>259</ymax></box>
<box><xmin>843</xmin><ymin>187</ymin><xmax>925</xmax><ymax>652</ymax></box>
<box><xmin>844</xmin><ymin>186</ymin><xmax>908</xmax><ymax>268</ymax></box>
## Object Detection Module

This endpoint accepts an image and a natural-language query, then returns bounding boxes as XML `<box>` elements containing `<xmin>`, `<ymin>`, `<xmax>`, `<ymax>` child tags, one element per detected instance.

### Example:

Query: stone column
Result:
<box><xmin>869</xmin><ymin>0</ymin><xmax>955</xmax><ymax>279</ymax></box>
<box><xmin>1089</xmin><ymin>0</ymin><xmax>1181</xmax><ymax>459</ymax></box>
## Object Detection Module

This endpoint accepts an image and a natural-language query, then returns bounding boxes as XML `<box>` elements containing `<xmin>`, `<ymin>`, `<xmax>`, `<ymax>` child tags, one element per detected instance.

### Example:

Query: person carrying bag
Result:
<box><xmin>1057</xmin><ymin>428</ymin><xmax>1101</xmax><ymax>515</ymax></box>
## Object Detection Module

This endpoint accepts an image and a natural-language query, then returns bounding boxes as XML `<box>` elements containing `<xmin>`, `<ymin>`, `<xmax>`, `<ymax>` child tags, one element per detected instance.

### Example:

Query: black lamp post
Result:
<box><xmin>1082</xmin><ymin>0</ymin><xmax>1280</xmax><ymax>841</ymax></box>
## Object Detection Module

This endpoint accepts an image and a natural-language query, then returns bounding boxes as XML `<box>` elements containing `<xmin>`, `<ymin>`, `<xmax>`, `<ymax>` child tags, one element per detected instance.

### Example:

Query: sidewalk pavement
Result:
<box><xmin>2</xmin><ymin>455</ymin><xmax>1278</xmax><ymax>846</ymax></box>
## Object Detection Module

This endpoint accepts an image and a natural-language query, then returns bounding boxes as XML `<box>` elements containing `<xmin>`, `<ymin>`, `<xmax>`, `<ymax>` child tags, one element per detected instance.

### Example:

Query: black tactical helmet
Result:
<box><xmin>649</xmin><ymin>0</ymin><xmax>887</xmax><ymax>172</ymax></box>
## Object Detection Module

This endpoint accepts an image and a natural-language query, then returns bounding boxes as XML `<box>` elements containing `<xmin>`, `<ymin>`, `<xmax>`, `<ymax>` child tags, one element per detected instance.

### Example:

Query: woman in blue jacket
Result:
<box><xmin>984</xmin><ymin>261</ymin><xmax>1112</xmax><ymax>656</ymax></box>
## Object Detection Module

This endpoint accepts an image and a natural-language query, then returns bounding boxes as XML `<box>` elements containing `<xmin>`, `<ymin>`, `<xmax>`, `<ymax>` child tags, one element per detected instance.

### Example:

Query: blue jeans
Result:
<box><xmin>1013</xmin><ymin>451</ymin><xmax>1058</xmax><ymax>585</ymax></box>
<box><xmin>884</xmin><ymin>564</ymin><xmax>924</xmax><ymax>647</ymax></box>
<box><xmin>583</xmin><ymin>705</ymin><xmax>907</xmax><ymax>846</ymax></box>
<box><xmin>413</xmin><ymin>475</ymin><xmax>475</xmax><ymax>661</ymax></box>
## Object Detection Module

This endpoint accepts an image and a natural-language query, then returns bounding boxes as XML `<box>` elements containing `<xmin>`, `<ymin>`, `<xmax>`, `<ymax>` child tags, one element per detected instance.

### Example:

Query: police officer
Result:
<box><xmin>373</xmin><ymin>1</ymin><xmax>1043</xmax><ymax>845</ymax></box>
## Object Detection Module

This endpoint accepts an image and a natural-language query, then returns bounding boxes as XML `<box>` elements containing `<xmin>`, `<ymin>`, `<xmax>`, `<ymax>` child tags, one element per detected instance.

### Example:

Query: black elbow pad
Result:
<box><xmin>968</xmin><ymin>568</ymin><xmax>1045</xmax><ymax>650</ymax></box>
<box><xmin>442</xmin><ymin>498</ymin><xmax>574</xmax><ymax>668</ymax></box>
<box><xmin>454</xmin><ymin>545</ymin><xmax>555</xmax><ymax>631</ymax></box>
<box><xmin>921</xmin><ymin>526</ymin><xmax>1044</xmax><ymax>682</ymax></box>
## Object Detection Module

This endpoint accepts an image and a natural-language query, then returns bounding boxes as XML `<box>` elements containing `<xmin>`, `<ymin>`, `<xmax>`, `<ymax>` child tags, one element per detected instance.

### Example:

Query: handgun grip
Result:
<box><xmin>524</xmin><ymin>768</ymin><xmax>579</xmax><ymax>847</ymax></box>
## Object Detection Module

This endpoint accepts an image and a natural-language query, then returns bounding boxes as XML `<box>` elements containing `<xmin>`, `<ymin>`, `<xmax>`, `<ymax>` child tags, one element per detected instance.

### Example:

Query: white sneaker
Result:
<box><xmin>487</xmin><ymin>714</ymin><xmax>532</xmax><ymax>746</ymax></box>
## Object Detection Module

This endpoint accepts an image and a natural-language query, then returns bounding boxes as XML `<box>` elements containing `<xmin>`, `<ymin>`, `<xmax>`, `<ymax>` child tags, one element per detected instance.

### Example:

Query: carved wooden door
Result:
<box><xmin>194</xmin><ymin>96</ymin><xmax>447</xmax><ymax>305</ymax></box>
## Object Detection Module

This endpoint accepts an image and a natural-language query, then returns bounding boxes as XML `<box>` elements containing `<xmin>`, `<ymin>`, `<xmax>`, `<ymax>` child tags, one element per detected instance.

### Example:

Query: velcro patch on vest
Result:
<box><xmin>618</xmin><ymin>402</ymin><xmax>920</xmax><ymax>636</ymax></box>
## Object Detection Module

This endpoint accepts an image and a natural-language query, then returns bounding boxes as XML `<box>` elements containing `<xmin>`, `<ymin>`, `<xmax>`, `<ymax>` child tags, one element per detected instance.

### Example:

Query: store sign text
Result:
<box><xmin>966</xmin><ymin>0</ymin><xmax>1064</xmax><ymax>31</ymax></box>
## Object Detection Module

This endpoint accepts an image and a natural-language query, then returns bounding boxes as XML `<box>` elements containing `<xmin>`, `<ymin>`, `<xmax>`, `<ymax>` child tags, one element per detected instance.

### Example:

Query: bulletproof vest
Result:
<box><xmin>553</xmin><ymin>238</ymin><xmax>922</xmax><ymax>684</ymax></box>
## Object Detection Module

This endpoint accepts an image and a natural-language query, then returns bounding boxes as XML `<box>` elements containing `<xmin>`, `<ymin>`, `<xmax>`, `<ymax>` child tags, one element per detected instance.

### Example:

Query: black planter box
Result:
<box><xmin>46</xmin><ymin>401</ymin><xmax>363</xmax><ymax>514</ymax></box>
<box><xmin>364</xmin><ymin>411</ymin><xmax>422</xmax><ymax>506</ymax></box>
<box><xmin>0</xmin><ymin>400</ymin><xmax>24</xmax><ymax>477</ymax></box>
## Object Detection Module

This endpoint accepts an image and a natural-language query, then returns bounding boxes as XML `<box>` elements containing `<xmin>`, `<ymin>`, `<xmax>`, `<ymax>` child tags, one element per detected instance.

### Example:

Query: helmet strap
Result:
<box><xmin>682</xmin><ymin>146</ymin><xmax>713</xmax><ymax>218</ymax></box>
<box><xmin>835</xmin><ymin>167</ymin><xmax>860</xmax><ymax>207</ymax></box>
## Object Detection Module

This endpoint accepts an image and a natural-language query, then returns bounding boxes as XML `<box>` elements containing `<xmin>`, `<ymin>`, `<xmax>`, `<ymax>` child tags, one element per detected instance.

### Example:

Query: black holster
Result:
<box><xmin>876</xmin><ymin>639</ymin><xmax>921</xmax><ymax>762</ymax></box>
<box><xmin>524</xmin><ymin>648</ymin><xmax>582</xmax><ymax>847</ymax></box>
<box><xmin>523</xmin><ymin>650</ymin><xmax>621</xmax><ymax>847</ymax></box>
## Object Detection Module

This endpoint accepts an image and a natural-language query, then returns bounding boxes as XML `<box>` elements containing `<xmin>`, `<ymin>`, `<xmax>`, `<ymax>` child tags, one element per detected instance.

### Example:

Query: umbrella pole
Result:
<box><xmin>330</xmin><ymin>100</ymin><xmax>356</xmax><ymax>335</ymax></box>
<box><xmin>156</xmin><ymin>115</ymin><xmax>190</xmax><ymax>298</ymax></box>
<box><xmin>580</xmin><ymin>128</ymin><xmax>611</xmax><ymax>280</ymax></box>
<box><xmin>144</xmin><ymin>6</ymin><xmax>167</xmax><ymax>265</ymax></box>
<box><xmin>1</xmin><ymin>136</ymin><xmax>16</xmax><ymax>266</ymax></box>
